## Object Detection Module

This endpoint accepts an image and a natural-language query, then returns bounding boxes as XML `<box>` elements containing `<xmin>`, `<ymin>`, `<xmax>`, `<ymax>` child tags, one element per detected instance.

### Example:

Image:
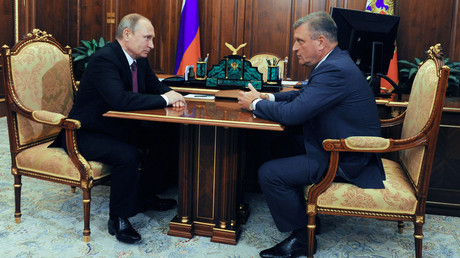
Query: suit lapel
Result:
<box><xmin>112</xmin><ymin>41</ymin><xmax>135</xmax><ymax>92</ymax></box>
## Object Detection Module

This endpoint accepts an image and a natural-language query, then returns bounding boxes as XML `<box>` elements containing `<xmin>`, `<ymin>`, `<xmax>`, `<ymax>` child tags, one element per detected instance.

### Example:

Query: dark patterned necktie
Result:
<box><xmin>131</xmin><ymin>61</ymin><xmax>138</xmax><ymax>92</ymax></box>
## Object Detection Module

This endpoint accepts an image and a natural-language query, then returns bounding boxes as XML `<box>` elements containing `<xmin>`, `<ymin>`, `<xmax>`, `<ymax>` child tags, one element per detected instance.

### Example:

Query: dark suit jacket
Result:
<box><xmin>68</xmin><ymin>40</ymin><xmax>172</xmax><ymax>138</ymax></box>
<box><xmin>254</xmin><ymin>47</ymin><xmax>385</xmax><ymax>188</ymax></box>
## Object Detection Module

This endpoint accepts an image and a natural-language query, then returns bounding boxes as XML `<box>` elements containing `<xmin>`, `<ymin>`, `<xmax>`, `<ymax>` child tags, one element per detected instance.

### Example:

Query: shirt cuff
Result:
<box><xmin>266</xmin><ymin>93</ymin><xmax>275</xmax><ymax>101</ymax></box>
<box><xmin>252</xmin><ymin>98</ymin><xmax>263</xmax><ymax>111</ymax></box>
<box><xmin>161</xmin><ymin>94</ymin><xmax>169</xmax><ymax>106</ymax></box>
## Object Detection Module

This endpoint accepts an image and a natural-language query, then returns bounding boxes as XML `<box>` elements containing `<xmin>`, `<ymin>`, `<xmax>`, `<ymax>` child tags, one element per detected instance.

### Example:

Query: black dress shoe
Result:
<box><xmin>108</xmin><ymin>217</ymin><xmax>141</xmax><ymax>244</ymax></box>
<box><xmin>142</xmin><ymin>195</ymin><xmax>177</xmax><ymax>211</ymax></box>
<box><xmin>260</xmin><ymin>228</ymin><xmax>317</xmax><ymax>258</ymax></box>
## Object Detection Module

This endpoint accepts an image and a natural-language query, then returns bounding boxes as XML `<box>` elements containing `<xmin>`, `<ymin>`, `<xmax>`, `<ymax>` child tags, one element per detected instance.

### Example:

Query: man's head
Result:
<box><xmin>292</xmin><ymin>12</ymin><xmax>338</xmax><ymax>67</ymax></box>
<box><xmin>116</xmin><ymin>13</ymin><xmax>155</xmax><ymax>59</ymax></box>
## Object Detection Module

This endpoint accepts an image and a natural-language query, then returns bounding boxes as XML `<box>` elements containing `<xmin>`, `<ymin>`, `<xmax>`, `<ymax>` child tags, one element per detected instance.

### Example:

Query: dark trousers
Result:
<box><xmin>56</xmin><ymin>122</ymin><xmax>179</xmax><ymax>218</ymax></box>
<box><xmin>254</xmin><ymin>129</ymin><xmax>320</xmax><ymax>232</ymax></box>
<box><xmin>75</xmin><ymin>130</ymin><xmax>141</xmax><ymax>217</ymax></box>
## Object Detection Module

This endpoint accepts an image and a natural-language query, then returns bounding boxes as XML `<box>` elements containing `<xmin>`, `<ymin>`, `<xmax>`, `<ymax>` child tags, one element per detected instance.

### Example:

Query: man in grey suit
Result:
<box><xmin>53</xmin><ymin>13</ymin><xmax>185</xmax><ymax>244</ymax></box>
<box><xmin>238</xmin><ymin>12</ymin><xmax>385</xmax><ymax>257</ymax></box>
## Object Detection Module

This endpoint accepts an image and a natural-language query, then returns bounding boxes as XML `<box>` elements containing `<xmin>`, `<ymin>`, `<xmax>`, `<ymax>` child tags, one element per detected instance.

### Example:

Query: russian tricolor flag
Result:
<box><xmin>174</xmin><ymin>0</ymin><xmax>201</xmax><ymax>75</ymax></box>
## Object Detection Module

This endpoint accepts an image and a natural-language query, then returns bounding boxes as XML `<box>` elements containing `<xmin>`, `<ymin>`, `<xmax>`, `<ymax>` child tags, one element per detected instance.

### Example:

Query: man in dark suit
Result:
<box><xmin>238</xmin><ymin>12</ymin><xmax>385</xmax><ymax>257</ymax></box>
<box><xmin>53</xmin><ymin>13</ymin><xmax>185</xmax><ymax>244</ymax></box>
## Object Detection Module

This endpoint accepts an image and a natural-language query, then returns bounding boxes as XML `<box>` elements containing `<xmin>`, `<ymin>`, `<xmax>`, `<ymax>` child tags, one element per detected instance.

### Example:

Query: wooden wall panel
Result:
<box><xmin>453</xmin><ymin>0</ymin><xmax>460</xmax><ymax>60</ymax></box>
<box><xmin>0</xmin><ymin>0</ymin><xmax>14</xmax><ymax>47</ymax></box>
<box><xmin>395</xmin><ymin>1</ymin><xmax>456</xmax><ymax>62</ymax></box>
<box><xmin>35</xmin><ymin>0</ymin><xmax>72</xmax><ymax>46</ymax></box>
<box><xmin>78</xmin><ymin>0</ymin><xmax>106</xmax><ymax>43</ymax></box>
<box><xmin>200</xmin><ymin>0</ymin><xmax>240</xmax><ymax>69</ymax></box>
<box><xmin>1</xmin><ymin>0</ymin><xmax>460</xmax><ymax>82</ymax></box>
<box><xmin>0</xmin><ymin>0</ymin><xmax>14</xmax><ymax>116</ymax></box>
<box><xmin>242</xmin><ymin>0</ymin><xmax>292</xmax><ymax>57</ymax></box>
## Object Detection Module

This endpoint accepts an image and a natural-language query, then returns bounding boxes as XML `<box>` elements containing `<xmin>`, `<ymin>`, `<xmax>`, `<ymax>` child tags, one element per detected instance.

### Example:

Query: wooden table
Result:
<box><xmin>105</xmin><ymin>98</ymin><xmax>283</xmax><ymax>244</ymax></box>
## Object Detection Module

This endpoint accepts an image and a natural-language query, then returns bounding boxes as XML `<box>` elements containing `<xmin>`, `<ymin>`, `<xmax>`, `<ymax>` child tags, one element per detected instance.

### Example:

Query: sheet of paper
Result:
<box><xmin>282</xmin><ymin>80</ymin><xmax>302</xmax><ymax>85</ymax></box>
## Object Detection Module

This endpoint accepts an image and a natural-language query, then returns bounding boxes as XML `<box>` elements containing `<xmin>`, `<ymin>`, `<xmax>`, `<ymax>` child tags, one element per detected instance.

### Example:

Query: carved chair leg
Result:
<box><xmin>398</xmin><ymin>221</ymin><xmax>404</xmax><ymax>234</ymax></box>
<box><xmin>414</xmin><ymin>219</ymin><xmax>424</xmax><ymax>258</ymax></box>
<box><xmin>13</xmin><ymin>175</ymin><xmax>22</xmax><ymax>224</ymax></box>
<box><xmin>82</xmin><ymin>189</ymin><xmax>91</xmax><ymax>243</ymax></box>
<box><xmin>71</xmin><ymin>186</ymin><xmax>76</xmax><ymax>193</ymax></box>
<box><xmin>307</xmin><ymin>214</ymin><xmax>317</xmax><ymax>258</ymax></box>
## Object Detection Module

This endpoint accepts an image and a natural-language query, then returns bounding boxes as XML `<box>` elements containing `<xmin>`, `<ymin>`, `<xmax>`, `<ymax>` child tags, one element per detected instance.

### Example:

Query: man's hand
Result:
<box><xmin>165</xmin><ymin>90</ymin><xmax>186</xmax><ymax>107</ymax></box>
<box><xmin>166</xmin><ymin>105</ymin><xmax>186</xmax><ymax>116</ymax></box>
<box><xmin>237</xmin><ymin>83</ymin><xmax>260</xmax><ymax>110</ymax></box>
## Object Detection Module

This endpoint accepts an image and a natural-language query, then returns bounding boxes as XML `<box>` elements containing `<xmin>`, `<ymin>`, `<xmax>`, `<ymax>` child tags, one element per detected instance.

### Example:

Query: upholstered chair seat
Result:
<box><xmin>306</xmin><ymin>158</ymin><xmax>417</xmax><ymax>215</ymax></box>
<box><xmin>15</xmin><ymin>142</ymin><xmax>110</xmax><ymax>181</ymax></box>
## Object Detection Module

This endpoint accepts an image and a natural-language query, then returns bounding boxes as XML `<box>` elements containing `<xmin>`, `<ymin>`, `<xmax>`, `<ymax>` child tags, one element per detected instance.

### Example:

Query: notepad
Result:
<box><xmin>184</xmin><ymin>94</ymin><xmax>215</xmax><ymax>100</ymax></box>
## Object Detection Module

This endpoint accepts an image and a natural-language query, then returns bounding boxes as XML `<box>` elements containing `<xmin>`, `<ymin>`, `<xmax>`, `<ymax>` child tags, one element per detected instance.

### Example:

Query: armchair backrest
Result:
<box><xmin>2</xmin><ymin>29</ymin><xmax>76</xmax><ymax>147</ymax></box>
<box><xmin>399</xmin><ymin>44</ymin><xmax>449</xmax><ymax>190</ymax></box>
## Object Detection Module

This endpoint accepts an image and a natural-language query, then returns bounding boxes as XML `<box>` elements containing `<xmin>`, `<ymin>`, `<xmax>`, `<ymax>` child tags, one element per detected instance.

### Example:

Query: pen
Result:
<box><xmin>194</xmin><ymin>94</ymin><xmax>212</xmax><ymax>97</ymax></box>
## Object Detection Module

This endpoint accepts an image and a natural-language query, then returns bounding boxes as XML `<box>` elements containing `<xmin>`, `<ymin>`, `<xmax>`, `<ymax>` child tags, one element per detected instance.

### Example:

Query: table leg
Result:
<box><xmin>168</xmin><ymin>125</ymin><xmax>246</xmax><ymax>244</ymax></box>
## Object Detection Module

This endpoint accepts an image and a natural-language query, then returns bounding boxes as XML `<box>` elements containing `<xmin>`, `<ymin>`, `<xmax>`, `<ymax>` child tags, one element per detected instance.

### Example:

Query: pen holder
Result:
<box><xmin>267</xmin><ymin>65</ymin><xmax>279</xmax><ymax>84</ymax></box>
<box><xmin>196</xmin><ymin>61</ymin><xmax>207</xmax><ymax>80</ymax></box>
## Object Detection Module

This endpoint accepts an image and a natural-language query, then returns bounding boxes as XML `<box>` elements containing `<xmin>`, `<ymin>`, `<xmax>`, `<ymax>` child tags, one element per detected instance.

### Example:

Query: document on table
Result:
<box><xmin>184</xmin><ymin>93</ymin><xmax>215</xmax><ymax>100</ymax></box>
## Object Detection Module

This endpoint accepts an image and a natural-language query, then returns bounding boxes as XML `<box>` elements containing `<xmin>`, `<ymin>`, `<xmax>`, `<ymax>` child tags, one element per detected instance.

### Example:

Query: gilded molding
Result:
<box><xmin>307</xmin><ymin>204</ymin><xmax>316</xmax><ymax>214</ymax></box>
<box><xmin>106</xmin><ymin>111</ymin><xmax>283</xmax><ymax>130</ymax></box>
<box><xmin>14</xmin><ymin>0</ymin><xmax>18</xmax><ymax>43</ymax></box>
<box><xmin>181</xmin><ymin>216</ymin><xmax>189</xmax><ymax>223</ymax></box>
<box><xmin>414</xmin><ymin>234</ymin><xmax>424</xmax><ymax>239</ymax></box>
<box><xmin>318</xmin><ymin>207</ymin><xmax>413</xmax><ymax>220</ymax></box>
<box><xmin>16</xmin><ymin>169</ymin><xmax>79</xmax><ymax>185</ymax></box>
<box><xmin>416</xmin><ymin>216</ymin><xmax>424</xmax><ymax>224</ymax></box>
<box><xmin>26</xmin><ymin>29</ymin><xmax>53</xmax><ymax>40</ymax></box>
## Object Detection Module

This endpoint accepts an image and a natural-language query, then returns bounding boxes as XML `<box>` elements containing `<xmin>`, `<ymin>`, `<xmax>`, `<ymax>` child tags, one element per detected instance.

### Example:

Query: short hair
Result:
<box><xmin>293</xmin><ymin>12</ymin><xmax>337</xmax><ymax>43</ymax></box>
<box><xmin>116</xmin><ymin>13</ymin><xmax>150</xmax><ymax>39</ymax></box>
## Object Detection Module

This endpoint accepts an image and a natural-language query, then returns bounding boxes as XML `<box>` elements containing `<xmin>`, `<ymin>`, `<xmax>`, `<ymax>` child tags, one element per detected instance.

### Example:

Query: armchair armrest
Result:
<box><xmin>344</xmin><ymin>136</ymin><xmax>390</xmax><ymax>151</ymax></box>
<box><xmin>322</xmin><ymin>137</ymin><xmax>392</xmax><ymax>152</ymax></box>
<box><xmin>323</xmin><ymin>133</ymin><xmax>427</xmax><ymax>153</ymax></box>
<box><xmin>32</xmin><ymin>110</ymin><xmax>65</xmax><ymax>125</ymax></box>
<box><xmin>31</xmin><ymin>110</ymin><xmax>81</xmax><ymax>129</ymax></box>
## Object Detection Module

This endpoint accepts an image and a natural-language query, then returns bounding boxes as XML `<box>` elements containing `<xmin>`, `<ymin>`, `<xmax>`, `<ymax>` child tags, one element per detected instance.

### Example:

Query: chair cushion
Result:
<box><xmin>306</xmin><ymin>158</ymin><xmax>417</xmax><ymax>214</ymax></box>
<box><xmin>400</xmin><ymin>59</ymin><xmax>438</xmax><ymax>186</ymax></box>
<box><xmin>15</xmin><ymin>142</ymin><xmax>110</xmax><ymax>181</ymax></box>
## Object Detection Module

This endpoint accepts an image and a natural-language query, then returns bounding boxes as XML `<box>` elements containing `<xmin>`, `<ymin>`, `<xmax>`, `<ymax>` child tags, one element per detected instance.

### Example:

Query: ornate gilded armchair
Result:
<box><xmin>249</xmin><ymin>53</ymin><xmax>286</xmax><ymax>81</ymax></box>
<box><xmin>304</xmin><ymin>44</ymin><xmax>449</xmax><ymax>258</ymax></box>
<box><xmin>2</xmin><ymin>29</ymin><xmax>110</xmax><ymax>242</ymax></box>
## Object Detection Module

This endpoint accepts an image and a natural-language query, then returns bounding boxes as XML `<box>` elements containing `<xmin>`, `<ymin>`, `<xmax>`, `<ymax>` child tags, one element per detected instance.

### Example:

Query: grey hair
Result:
<box><xmin>293</xmin><ymin>12</ymin><xmax>337</xmax><ymax>43</ymax></box>
<box><xmin>116</xmin><ymin>13</ymin><xmax>149</xmax><ymax>39</ymax></box>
